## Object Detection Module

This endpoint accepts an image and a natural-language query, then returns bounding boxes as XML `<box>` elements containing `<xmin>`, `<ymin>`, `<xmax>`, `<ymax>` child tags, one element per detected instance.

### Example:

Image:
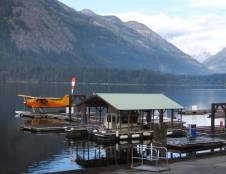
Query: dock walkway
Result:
<box><xmin>59</xmin><ymin>153</ymin><xmax>226</xmax><ymax>174</ymax></box>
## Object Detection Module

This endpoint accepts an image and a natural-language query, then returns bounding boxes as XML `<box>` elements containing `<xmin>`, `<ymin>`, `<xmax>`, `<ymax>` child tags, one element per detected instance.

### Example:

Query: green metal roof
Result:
<box><xmin>95</xmin><ymin>93</ymin><xmax>183</xmax><ymax>110</ymax></box>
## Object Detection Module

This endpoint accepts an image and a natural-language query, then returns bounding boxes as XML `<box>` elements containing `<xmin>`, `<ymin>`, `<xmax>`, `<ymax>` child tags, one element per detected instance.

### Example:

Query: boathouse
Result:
<box><xmin>78</xmin><ymin>93</ymin><xmax>183</xmax><ymax>130</ymax></box>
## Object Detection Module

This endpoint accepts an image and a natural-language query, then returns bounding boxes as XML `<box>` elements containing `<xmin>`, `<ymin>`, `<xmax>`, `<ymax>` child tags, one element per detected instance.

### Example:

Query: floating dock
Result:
<box><xmin>16</xmin><ymin>110</ymin><xmax>82</xmax><ymax>122</ymax></box>
<box><xmin>167</xmin><ymin>137</ymin><xmax>226</xmax><ymax>152</ymax></box>
<box><xmin>92</xmin><ymin>130</ymin><xmax>153</xmax><ymax>143</ymax></box>
<box><xmin>21</xmin><ymin>124</ymin><xmax>69</xmax><ymax>132</ymax></box>
<box><xmin>197</xmin><ymin>126</ymin><xmax>225</xmax><ymax>135</ymax></box>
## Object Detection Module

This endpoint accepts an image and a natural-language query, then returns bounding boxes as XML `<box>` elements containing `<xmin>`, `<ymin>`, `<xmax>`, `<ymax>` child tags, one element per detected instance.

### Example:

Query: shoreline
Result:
<box><xmin>1</xmin><ymin>81</ymin><xmax>226</xmax><ymax>88</ymax></box>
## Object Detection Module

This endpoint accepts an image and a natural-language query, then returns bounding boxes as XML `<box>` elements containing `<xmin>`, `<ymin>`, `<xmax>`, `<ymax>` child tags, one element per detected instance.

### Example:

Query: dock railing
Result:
<box><xmin>131</xmin><ymin>143</ymin><xmax>169</xmax><ymax>172</ymax></box>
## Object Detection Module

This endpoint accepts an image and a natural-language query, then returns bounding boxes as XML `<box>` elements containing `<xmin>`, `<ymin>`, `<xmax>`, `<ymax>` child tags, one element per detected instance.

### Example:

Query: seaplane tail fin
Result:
<box><xmin>61</xmin><ymin>95</ymin><xmax>70</xmax><ymax>106</ymax></box>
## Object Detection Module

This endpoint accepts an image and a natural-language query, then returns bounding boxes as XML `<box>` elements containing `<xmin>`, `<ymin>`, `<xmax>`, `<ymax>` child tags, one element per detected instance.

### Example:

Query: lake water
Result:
<box><xmin>1</xmin><ymin>83</ymin><xmax>226</xmax><ymax>173</ymax></box>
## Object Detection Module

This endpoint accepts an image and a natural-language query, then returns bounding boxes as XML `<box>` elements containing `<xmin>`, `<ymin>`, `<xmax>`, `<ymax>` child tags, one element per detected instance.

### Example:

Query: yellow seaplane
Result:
<box><xmin>17</xmin><ymin>94</ymin><xmax>70</xmax><ymax>108</ymax></box>
<box><xmin>18</xmin><ymin>77</ymin><xmax>76</xmax><ymax>109</ymax></box>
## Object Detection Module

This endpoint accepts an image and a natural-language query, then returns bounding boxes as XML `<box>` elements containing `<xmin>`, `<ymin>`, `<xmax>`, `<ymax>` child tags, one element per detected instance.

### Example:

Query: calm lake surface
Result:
<box><xmin>1</xmin><ymin>83</ymin><xmax>226</xmax><ymax>173</ymax></box>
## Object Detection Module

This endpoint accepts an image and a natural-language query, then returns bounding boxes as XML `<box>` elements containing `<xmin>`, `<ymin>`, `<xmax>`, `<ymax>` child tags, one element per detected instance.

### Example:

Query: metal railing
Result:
<box><xmin>131</xmin><ymin>143</ymin><xmax>169</xmax><ymax>172</ymax></box>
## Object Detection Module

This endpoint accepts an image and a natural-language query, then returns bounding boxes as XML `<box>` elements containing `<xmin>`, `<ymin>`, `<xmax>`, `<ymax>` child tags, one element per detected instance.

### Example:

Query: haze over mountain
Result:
<box><xmin>0</xmin><ymin>0</ymin><xmax>211</xmax><ymax>82</ymax></box>
<box><xmin>204</xmin><ymin>48</ymin><xmax>226</xmax><ymax>74</ymax></box>
<box><xmin>192</xmin><ymin>51</ymin><xmax>212</xmax><ymax>63</ymax></box>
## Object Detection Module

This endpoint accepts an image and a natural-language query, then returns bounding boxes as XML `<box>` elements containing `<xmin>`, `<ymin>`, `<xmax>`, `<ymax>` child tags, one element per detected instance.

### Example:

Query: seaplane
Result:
<box><xmin>15</xmin><ymin>77</ymin><xmax>77</xmax><ymax>118</ymax></box>
<box><xmin>17</xmin><ymin>94</ymin><xmax>70</xmax><ymax>108</ymax></box>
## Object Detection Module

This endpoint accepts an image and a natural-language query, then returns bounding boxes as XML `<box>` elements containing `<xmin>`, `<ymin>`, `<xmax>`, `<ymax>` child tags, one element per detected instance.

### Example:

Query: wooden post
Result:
<box><xmin>99</xmin><ymin>107</ymin><xmax>101</xmax><ymax>123</ymax></box>
<box><xmin>69</xmin><ymin>94</ymin><xmax>72</xmax><ymax>122</ymax></box>
<box><xmin>87</xmin><ymin>142</ymin><xmax>90</xmax><ymax>160</ymax></box>
<box><xmin>180</xmin><ymin>109</ymin><xmax>182</xmax><ymax>121</ymax></box>
<box><xmin>224</xmin><ymin>110</ymin><xmax>226</xmax><ymax>132</ymax></box>
<box><xmin>95</xmin><ymin>107</ymin><xmax>97</xmax><ymax>124</ymax></box>
<box><xmin>171</xmin><ymin>109</ymin><xmax>174</xmax><ymax>127</ymax></box>
<box><xmin>84</xmin><ymin>106</ymin><xmax>87</xmax><ymax>124</ymax></box>
<box><xmin>147</xmin><ymin>110</ymin><xmax>151</xmax><ymax>129</ymax></box>
<box><xmin>119</xmin><ymin>111</ymin><xmax>121</xmax><ymax>130</ymax></box>
<box><xmin>99</xmin><ymin>146</ymin><xmax>101</xmax><ymax>158</ymax></box>
<box><xmin>222</xmin><ymin>105</ymin><xmax>226</xmax><ymax>132</ymax></box>
<box><xmin>211</xmin><ymin>104</ymin><xmax>215</xmax><ymax>133</ymax></box>
<box><xmin>99</xmin><ymin>107</ymin><xmax>104</xmax><ymax>124</ymax></box>
<box><xmin>82</xmin><ymin>141</ymin><xmax>85</xmax><ymax>159</ymax></box>
<box><xmin>141</xmin><ymin>110</ymin><xmax>143</xmax><ymax>129</ymax></box>
<box><xmin>88</xmin><ymin>106</ymin><xmax>90</xmax><ymax>123</ymax></box>
<box><xmin>128</xmin><ymin>111</ymin><xmax>131</xmax><ymax>132</ymax></box>
<box><xmin>159</xmin><ymin>109</ymin><xmax>164</xmax><ymax>124</ymax></box>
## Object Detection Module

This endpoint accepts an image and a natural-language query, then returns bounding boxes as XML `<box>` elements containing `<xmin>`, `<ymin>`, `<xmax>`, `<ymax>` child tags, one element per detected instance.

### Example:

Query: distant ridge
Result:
<box><xmin>204</xmin><ymin>48</ymin><xmax>226</xmax><ymax>73</ymax></box>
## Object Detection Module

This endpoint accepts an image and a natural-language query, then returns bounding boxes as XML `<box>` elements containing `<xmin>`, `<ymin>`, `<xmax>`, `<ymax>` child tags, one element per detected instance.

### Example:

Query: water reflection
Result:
<box><xmin>68</xmin><ymin>140</ymin><xmax>133</xmax><ymax>168</ymax></box>
<box><xmin>27</xmin><ymin>137</ymin><xmax>226</xmax><ymax>173</ymax></box>
<box><xmin>27</xmin><ymin>146</ymin><xmax>81</xmax><ymax>173</ymax></box>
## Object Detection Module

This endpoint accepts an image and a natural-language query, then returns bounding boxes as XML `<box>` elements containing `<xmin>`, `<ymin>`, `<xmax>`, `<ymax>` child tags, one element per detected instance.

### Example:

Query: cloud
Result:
<box><xmin>107</xmin><ymin>12</ymin><xmax>226</xmax><ymax>62</ymax></box>
<box><xmin>191</xmin><ymin>0</ymin><xmax>226</xmax><ymax>7</ymax></box>
<box><xmin>115</xmin><ymin>12</ymin><xmax>194</xmax><ymax>37</ymax></box>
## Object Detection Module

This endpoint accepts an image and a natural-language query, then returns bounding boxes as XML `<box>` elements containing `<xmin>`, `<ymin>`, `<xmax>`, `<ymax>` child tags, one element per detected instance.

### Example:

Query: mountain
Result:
<box><xmin>204</xmin><ymin>48</ymin><xmax>226</xmax><ymax>73</ymax></box>
<box><xmin>0</xmin><ymin>0</ymin><xmax>210</xmax><ymax>82</ymax></box>
<box><xmin>192</xmin><ymin>51</ymin><xmax>212</xmax><ymax>63</ymax></box>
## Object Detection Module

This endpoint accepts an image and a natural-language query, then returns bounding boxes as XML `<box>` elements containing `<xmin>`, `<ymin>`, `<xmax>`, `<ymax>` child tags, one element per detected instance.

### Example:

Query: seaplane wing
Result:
<box><xmin>18</xmin><ymin>94</ymin><xmax>37</xmax><ymax>99</ymax></box>
<box><xmin>18</xmin><ymin>94</ymin><xmax>69</xmax><ymax>108</ymax></box>
<box><xmin>18</xmin><ymin>94</ymin><xmax>61</xmax><ymax>100</ymax></box>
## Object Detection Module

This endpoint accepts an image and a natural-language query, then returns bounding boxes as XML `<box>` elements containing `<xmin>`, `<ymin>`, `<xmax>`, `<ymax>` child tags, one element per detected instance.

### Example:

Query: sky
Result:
<box><xmin>59</xmin><ymin>0</ymin><xmax>226</xmax><ymax>62</ymax></box>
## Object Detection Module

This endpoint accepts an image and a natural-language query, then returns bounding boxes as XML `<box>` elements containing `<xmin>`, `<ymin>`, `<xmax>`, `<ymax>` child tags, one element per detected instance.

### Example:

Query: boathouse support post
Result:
<box><xmin>96</xmin><ymin>107</ymin><xmax>99</xmax><ymax>124</ymax></box>
<box><xmin>147</xmin><ymin>110</ymin><xmax>151</xmax><ymax>129</ymax></box>
<box><xmin>211</xmin><ymin>104</ymin><xmax>216</xmax><ymax>133</ymax></box>
<box><xmin>88</xmin><ymin>106</ymin><xmax>90</xmax><ymax>123</ymax></box>
<box><xmin>131</xmin><ymin>111</ymin><xmax>134</xmax><ymax>130</ymax></box>
<box><xmin>222</xmin><ymin>105</ymin><xmax>226</xmax><ymax>131</ymax></box>
<box><xmin>158</xmin><ymin>109</ymin><xmax>164</xmax><ymax>124</ymax></box>
<box><xmin>180</xmin><ymin>109</ymin><xmax>182</xmax><ymax>122</ymax></box>
<box><xmin>171</xmin><ymin>109</ymin><xmax>174</xmax><ymax>127</ymax></box>
<box><xmin>119</xmin><ymin>111</ymin><xmax>121</xmax><ymax>131</ymax></box>
<box><xmin>99</xmin><ymin>107</ymin><xmax>101</xmax><ymax>124</ymax></box>
<box><xmin>107</xmin><ymin>113</ymin><xmax>109</xmax><ymax>129</ymax></box>
<box><xmin>141</xmin><ymin>110</ymin><xmax>143</xmax><ymax>129</ymax></box>
<box><xmin>224</xmin><ymin>107</ymin><xmax>226</xmax><ymax>132</ymax></box>
<box><xmin>83</xmin><ymin>105</ymin><xmax>87</xmax><ymax>124</ymax></box>
<box><xmin>150</xmin><ymin>110</ymin><xmax>153</xmax><ymax>129</ymax></box>
<box><xmin>128</xmin><ymin>111</ymin><xmax>131</xmax><ymax>133</ymax></box>
<box><xmin>95</xmin><ymin>106</ymin><xmax>105</xmax><ymax>125</ymax></box>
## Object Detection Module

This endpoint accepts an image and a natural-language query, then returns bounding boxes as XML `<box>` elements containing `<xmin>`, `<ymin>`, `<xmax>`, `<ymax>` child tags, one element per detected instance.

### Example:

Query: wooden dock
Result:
<box><xmin>21</xmin><ymin>124</ymin><xmax>68</xmax><ymax>132</ymax></box>
<box><xmin>21</xmin><ymin>123</ymin><xmax>80</xmax><ymax>133</ymax></box>
<box><xmin>20</xmin><ymin>117</ymin><xmax>93</xmax><ymax>135</ymax></box>
<box><xmin>167</xmin><ymin>137</ymin><xmax>226</xmax><ymax>152</ymax></box>
<box><xmin>16</xmin><ymin>110</ymin><xmax>82</xmax><ymax>121</ymax></box>
<box><xmin>93</xmin><ymin>130</ymin><xmax>153</xmax><ymax>143</ymax></box>
<box><xmin>197</xmin><ymin>126</ymin><xmax>225</xmax><ymax>135</ymax></box>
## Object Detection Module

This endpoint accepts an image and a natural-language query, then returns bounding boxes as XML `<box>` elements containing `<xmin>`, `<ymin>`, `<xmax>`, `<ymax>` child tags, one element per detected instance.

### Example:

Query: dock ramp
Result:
<box><xmin>131</xmin><ymin>144</ymin><xmax>169</xmax><ymax>172</ymax></box>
